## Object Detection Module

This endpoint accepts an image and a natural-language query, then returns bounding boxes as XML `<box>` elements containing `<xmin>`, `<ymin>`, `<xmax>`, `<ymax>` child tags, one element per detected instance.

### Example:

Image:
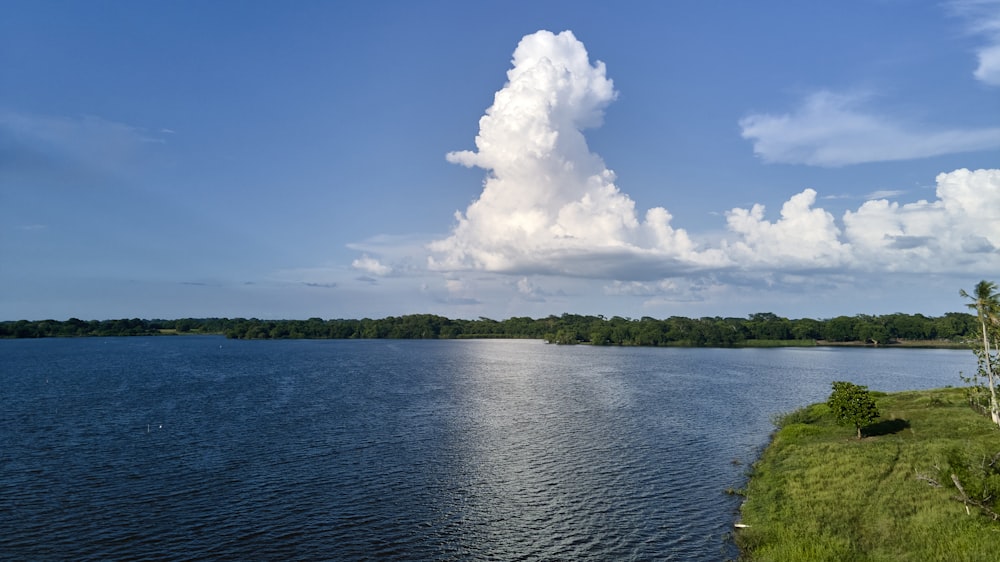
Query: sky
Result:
<box><xmin>2</xmin><ymin>0</ymin><xmax>999</xmax><ymax>321</ymax></box>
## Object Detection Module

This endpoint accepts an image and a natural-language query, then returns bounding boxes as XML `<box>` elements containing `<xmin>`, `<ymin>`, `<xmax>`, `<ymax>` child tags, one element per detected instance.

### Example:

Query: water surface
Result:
<box><xmin>0</xmin><ymin>337</ymin><xmax>974</xmax><ymax>560</ymax></box>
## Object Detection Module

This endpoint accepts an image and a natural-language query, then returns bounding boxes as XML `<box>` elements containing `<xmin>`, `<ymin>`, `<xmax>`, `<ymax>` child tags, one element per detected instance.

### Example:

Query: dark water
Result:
<box><xmin>0</xmin><ymin>337</ymin><xmax>975</xmax><ymax>560</ymax></box>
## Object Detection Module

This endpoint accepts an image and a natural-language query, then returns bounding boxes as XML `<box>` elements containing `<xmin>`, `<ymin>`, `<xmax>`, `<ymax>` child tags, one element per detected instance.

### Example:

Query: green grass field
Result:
<box><xmin>737</xmin><ymin>387</ymin><xmax>1000</xmax><ymax>561</ymax></box>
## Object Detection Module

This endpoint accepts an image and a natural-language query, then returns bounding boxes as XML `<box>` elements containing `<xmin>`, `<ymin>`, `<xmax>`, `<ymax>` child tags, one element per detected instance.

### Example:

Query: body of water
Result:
<box><xmin>0</xmin><ymin>337</ymin><xmax>976</xmax><ymax>560</ymax></box>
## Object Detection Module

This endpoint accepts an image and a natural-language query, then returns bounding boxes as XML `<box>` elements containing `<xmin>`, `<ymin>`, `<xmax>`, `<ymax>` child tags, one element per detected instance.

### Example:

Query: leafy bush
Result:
<box><xmin>827</xmin><ymin>381</ymin><xmax>880</xmax><ymax>439</ymax></box>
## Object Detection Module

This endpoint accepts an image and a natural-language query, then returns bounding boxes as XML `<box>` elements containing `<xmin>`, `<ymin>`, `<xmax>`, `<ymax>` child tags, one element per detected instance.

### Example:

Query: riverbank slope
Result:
<box><xmin>737</xmin><ymin>387</ymin><xmax>998</xmax><ymax>561</ymax></box>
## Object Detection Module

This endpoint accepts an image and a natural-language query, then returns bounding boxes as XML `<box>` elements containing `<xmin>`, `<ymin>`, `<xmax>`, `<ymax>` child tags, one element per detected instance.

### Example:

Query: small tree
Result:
<box><xmin>960</xmin><ymin>280</ymin><xmax>1000</xmax><ymax>427</ymax></box>
<box><xmin>828</xmin><ymin>381</ymin><xmax>880</xmax><ymax>439</ymax></box>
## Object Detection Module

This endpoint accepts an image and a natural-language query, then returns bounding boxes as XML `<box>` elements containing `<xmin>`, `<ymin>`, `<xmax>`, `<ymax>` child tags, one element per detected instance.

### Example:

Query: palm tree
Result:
<box><xmin>960</xmin><ymin>280</ymin><xmax>1000</xmax><ymax>426</ymax></box>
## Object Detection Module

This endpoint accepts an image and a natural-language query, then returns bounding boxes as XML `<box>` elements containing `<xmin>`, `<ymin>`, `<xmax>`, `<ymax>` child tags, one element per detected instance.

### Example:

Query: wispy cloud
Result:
<box><xmin>269</xmin><ymin>266</ymin><xmax>344</xmax><ymax>289</ymax></box>
<box><xmin>515</xmin><ymin>276</ymin><xmax>552</xmax><ymax>302</ymax></box>
<box><xmin>739</xmin><ymin>91</ymin><xmax>1000</xmax><ymax>166</ymax></box>
<box><xmin>0</xmin><ymin>111</ymin><xmax>170</xmax><ymax>182</ymax></box>
<box><xmin>866</xmin><ymin>189</ymin><xmax>906</xmax><ymax>200</ymax></box>
<box><xmin>303</xmin><ymin>282</ymin><xmax>337</xmax><ymax>289</ymax></box>
<box><xmin>346</xmin><ymin>234</ymin><xmax>430</xmax><ymax>277</ymax></box>
<box><xmin>425</xmin><ymin>279</ymin><xmax>483</xmax><ymax>306</ymax></box>
<box><xmin>951</xmin><ymin>0</ymin><xmax>1000</xmax><ymax>86</ymax></box>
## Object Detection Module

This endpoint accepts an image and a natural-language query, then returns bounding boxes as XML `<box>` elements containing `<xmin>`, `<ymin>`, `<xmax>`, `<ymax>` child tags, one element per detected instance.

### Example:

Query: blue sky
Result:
<box><xmin>3</xmin><ymin>0</ymin><xmax>999</xmax><ymax>321</ymax></box>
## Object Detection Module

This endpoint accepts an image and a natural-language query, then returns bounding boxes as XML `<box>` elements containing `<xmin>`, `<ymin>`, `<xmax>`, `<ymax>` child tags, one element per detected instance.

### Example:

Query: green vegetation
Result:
<box><xmin>737</xmin><ymin>387</ymin><xmax>1000</xmax><ymax>561</ymax></box>
<box><xmin>827</xmin><ymin>381</ymin><xmax>881</xmax><ymax>440</ymax></box>
<box><xmin>0</xmin><ymin>311</ymin><xmax>979</xmax><ymax>347</ymax></box>
<box><xmin>960</xmin><ymin>280</ymin><xmax>1000</xmax><ymax>427</ymax></box>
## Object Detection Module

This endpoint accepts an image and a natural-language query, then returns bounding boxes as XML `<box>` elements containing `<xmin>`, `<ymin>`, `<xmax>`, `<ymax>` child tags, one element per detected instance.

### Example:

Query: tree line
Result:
<box><xmin>0</xmin><ymin>311</ymin><xmax>979</xmax><ymax>346</ymax></box>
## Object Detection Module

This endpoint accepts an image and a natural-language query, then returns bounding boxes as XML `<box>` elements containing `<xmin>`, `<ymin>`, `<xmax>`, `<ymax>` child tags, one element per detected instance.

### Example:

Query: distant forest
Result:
<box><xmin>0</xmin><ymin>312</ymin><xmax>979</xmax><ymax>347</ymax></box>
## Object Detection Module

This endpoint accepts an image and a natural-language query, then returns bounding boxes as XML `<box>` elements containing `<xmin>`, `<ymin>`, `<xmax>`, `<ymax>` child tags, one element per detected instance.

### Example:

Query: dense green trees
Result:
<box><xmin>0</xmin><ymin>318</ymin><xmax>160</xmax><ymax>338</ymax></box>
<box><xmin>0</xmin><ymin>311</ymin><xmax>980</xmax><ymax>346</ymax></box>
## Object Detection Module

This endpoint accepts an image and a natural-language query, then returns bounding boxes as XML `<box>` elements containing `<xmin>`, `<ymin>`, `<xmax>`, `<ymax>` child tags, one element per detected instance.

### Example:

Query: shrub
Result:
<box><xmin>827</xmin><ymin>381</ymin><xmax>880</xmax><ymax>439</ymax></box>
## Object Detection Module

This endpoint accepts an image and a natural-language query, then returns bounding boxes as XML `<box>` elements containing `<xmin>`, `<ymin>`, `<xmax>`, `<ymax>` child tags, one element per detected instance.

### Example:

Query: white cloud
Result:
<box><xmin>388</xmin><ymin>166</ymin><xmax>1000</xmax><ymax>292</ymax></box>
<box><xmin>359</xmin><ymin>31</ymin><xmax>1000</xmax><ymax>310</ymax></box>
<box><xmin>351</xmin><ymin>254</ymin><xmax>392</xmax><ymax>276</ymax></box>
<box><xmin>739</xmin><ymin>91</ymin><xmax>1000</xmax><ymax>166</ymax></box>
<box><xmin>723</xmin><ymin>189</ymin><xmax>850</xmax><ymax>268</ymax></box>
<box><xmin>428</xmin><ymin>30</ymin><xmax>718</xmax><ymax>278</ymax></box>
<box><xmin>712</xmin><ymin>168</ymin><xmax>999</xmax><ymax>276</ymax></box>
<box><xmin>952</xmin><ymin>0</ymin><xmax>1000</xmax><ymax>86</ymax></box>
<box><xmin>844</xmin><ymin>168</ymin><xmax>1000</xmax><ymax>271</ymax></box>
<box><xmin>346</xmin><ymin>233</ymin><xmax>432</xmax><ymax>278</ymax></box>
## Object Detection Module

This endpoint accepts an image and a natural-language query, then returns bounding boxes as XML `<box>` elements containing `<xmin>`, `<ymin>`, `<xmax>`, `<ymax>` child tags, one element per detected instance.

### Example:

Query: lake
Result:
<box><xmin>0</xmin><ymin>337</ymin><xmax>976</xmax><ymax>560</ymax></box>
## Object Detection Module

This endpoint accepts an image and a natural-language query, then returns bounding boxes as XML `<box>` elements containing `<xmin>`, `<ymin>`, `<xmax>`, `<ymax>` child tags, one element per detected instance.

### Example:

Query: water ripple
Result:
<box><xmin>0</xmin><ymin>338</ymin><xmax>973</xmax><ymax>560</ymax></box>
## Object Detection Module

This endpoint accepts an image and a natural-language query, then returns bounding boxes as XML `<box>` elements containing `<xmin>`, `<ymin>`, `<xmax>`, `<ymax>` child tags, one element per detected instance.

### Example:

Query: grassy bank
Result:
<box><xmin>737</xmin><ymin>387</ymin><xmax>999</xmax><ymax>561</ymax></box>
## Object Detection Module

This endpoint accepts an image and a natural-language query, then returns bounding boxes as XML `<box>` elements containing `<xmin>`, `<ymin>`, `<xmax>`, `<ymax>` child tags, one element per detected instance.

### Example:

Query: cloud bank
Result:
<box><xmin>420</xmin><ymin>30</ymin><xmax>1000</xmax><ymax>302</ymax></box>
<box><xmin>844</xmin><ymin>168</ymin><xmax>1000</xmax><ymax>271</ymax></box>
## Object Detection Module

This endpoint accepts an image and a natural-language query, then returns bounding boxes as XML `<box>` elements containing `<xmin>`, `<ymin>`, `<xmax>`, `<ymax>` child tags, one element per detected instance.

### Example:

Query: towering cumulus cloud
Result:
<box><xmin>427</xmin><ymin>29</ymin><xmax>1000</xmax><ymax>293</ymax></box>
<box><xmin>428</xmin><ymin>30</ymin><xmax>708</xmax><ymax>278</ymax></box>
